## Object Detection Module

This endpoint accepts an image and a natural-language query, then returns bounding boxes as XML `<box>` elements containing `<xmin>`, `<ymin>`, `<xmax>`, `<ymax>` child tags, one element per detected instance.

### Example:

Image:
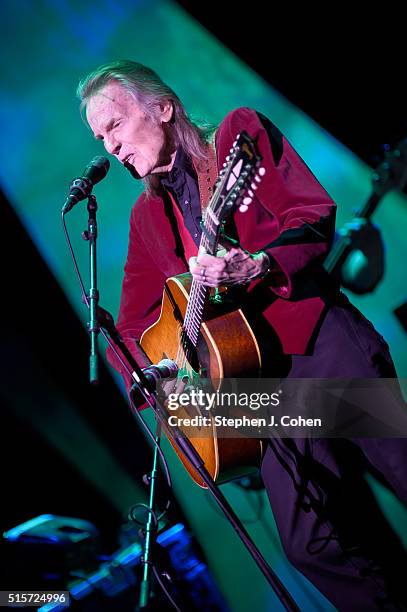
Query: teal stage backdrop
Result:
<box><xmin>1</xmin><ymin>2</ymin><xmax>407</xmax><ymax>610</ymax></box>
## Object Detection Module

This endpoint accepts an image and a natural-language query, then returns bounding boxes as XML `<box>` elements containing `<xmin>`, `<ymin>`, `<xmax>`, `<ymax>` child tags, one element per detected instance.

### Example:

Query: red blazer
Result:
<box><xmin>107</xmin><ymin>108</ymin><xmax>337</xmax><ymax>387</ymax></box>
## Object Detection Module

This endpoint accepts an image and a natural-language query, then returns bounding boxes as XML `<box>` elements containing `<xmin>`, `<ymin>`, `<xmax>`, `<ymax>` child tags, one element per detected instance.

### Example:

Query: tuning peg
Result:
<box><xmin>248</xmin><ymin>189</ymin><xmax>254</xmax><ymax>197</ymax></box>
<box><xmin>250</xmin><ymin>182</ymin><xmax>258</xmax><ymax>190</ymax></box>
<box><xmin>254</xmin><ymin>175</ymin><xmax>261</xmax><ymax>183</ymax></box>
<box><xmin>258</xmin><ymin>167</ymin><xmax>266</xmax><ymax>176</ymax></box>
<box><xmin>239</xmin><ymin>197</ymin><xmax>252</xmax><ymax>213</ymax></box>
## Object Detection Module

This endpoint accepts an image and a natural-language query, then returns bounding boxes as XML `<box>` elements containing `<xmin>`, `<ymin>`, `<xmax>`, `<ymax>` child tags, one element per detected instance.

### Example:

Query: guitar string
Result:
<box><xmin>175</xmin><ymin>160</ymin><xmax>247</xmax><ymax>373</ymax></box>
<box><xmin>175</xmin><ymin>201</ymin><xmax>216</xmax><ymax>372</ymax></box>
<box><xmin>175</xmin><ymin>228</ymin><xmax>212</xmax><ymax>366</ymax></box>
<box><xmin>174</xmin><ymin>151</ymin><xmax>250</xmax><ymax>378</ymax></box>
<box><xmin>185</xmin><ymin>210</ymin><xmax>217</xmax><ymax>340</ymax></box>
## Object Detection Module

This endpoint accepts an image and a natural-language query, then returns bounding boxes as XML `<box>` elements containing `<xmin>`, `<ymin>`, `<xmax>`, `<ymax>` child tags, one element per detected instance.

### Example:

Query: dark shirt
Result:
<box><xmin>160</xmin><ymin>147</ymin><xmax>202</xmax><ymax>247</ymax></box>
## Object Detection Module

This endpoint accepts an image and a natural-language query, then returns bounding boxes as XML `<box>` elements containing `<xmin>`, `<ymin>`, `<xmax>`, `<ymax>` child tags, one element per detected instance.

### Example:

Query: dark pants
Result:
<box><xmin>261</xmin><ymin>299</ymin><xmax>407</xmax><ymax>611</ymax></box>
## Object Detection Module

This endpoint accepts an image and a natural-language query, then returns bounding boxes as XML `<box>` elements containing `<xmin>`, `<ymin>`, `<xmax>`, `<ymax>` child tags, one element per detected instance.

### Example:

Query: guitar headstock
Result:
<box><xmin>209</xmin><ymin>131</ymin><xmax>264</xmax><ymax>224</ymax></box>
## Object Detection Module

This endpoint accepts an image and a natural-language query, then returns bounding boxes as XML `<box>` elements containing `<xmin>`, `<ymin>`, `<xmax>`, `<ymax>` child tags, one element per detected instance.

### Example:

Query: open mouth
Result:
<box><xmin>123</xmin><ymin>156</ymin><xmax>141</xmax><ymax>180</ymax></box>
<box><xmin>123</xmin><ymin>154</ymin><xmax>133</xmax><ymax>165</ymax></box>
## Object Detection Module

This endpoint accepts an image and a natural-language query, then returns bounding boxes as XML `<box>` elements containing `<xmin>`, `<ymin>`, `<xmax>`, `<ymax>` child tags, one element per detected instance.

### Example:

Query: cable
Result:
<box><xmin>204</xmin><ymin>483</ymin><xmax>266</xmax><ymax>525</ymax></box>
<box><xmin>152</xmin><ymin>566</ymin><xmax>183</xmax><ymax>612</ymax></box>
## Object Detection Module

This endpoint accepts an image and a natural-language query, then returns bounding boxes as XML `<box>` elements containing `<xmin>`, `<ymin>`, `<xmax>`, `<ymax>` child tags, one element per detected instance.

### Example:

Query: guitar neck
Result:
<box><xmin>180</xmin><ymin>129</ymin><xmax>263</xmax><ymax>347</ymax></box>
<box><xmin>183</xmin><ymin>226</ymin><xmax>219</xmax><ymax>346</ymax></box>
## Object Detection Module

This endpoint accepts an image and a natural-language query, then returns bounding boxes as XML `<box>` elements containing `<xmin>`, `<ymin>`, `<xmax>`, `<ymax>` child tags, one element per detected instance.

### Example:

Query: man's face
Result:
<box><xmin>86</xmin><ymin>81</ymin><xmax>174</xmax><ymax>179</ymax></box>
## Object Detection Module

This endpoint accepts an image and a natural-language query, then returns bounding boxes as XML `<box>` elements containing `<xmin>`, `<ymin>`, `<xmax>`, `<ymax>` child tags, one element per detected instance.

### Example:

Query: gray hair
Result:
<box><xmin>77</xmin><ymin>60</ymin><xmax>214</xmax><ymax>196</ymax></box>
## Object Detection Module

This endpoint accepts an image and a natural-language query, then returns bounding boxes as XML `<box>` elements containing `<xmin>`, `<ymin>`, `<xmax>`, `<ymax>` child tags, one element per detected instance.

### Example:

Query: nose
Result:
<box><xmin>104</xmin><ymin>135</ymin><xmax>121</xmax><ymax>157</ymax></box>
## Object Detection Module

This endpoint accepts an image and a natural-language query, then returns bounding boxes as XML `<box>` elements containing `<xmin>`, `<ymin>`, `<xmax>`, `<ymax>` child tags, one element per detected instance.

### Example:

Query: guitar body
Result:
<box><xmin>140</xmin><ymin>273</ymin><xmax>264</xmax><ymax>487</ymax></box>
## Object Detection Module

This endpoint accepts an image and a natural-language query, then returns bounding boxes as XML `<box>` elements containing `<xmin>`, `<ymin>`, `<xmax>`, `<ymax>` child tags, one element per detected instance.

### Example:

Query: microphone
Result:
<box><xmin>62</xmin><ymin>156</ymin><xmax>110</xmax><ymax>213</ymax></box>
<box><xmin>142</xmin><ymin>359</ymin><xmax>178</xmax><ymax>388</ymax></box>
<box><xmin>129</xmin><ymin>359</ymin><xmax>178</xmax><ymax>406</ymax></box>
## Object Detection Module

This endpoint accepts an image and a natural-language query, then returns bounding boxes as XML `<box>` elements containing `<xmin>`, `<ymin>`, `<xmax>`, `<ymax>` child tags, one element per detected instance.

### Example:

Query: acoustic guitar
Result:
<box><xmin>141</xmin><ymin>131</ymin><xmax>266</xmax><ymax>487</ymax></box>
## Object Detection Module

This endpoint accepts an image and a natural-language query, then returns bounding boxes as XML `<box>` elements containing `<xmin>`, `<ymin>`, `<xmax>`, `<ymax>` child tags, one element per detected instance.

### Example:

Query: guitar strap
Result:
<box><xmin>167</xmin><ymin>144</ymin><xmax>218</xmax><ymax>263</ymax></box>
<box><xmin>195</xmin><ymin>143</ymin><xmax>219</xmax><ymax>214</ymax></box>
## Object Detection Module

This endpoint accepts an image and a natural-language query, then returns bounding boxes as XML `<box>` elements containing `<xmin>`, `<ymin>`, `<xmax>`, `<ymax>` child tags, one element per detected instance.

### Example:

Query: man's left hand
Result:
<box><xmin>189</xmin><ymin>247</ymin><xmax>269</xmax><ymax>287</ymax></box>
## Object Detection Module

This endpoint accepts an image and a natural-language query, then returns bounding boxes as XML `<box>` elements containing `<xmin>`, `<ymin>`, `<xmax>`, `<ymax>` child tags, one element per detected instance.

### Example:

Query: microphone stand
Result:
<box><xmin>63</xmin><ymin>206</ymin><xmax>300</xmax><ymax>612</ymax></box>
<box><xmin>90</xmin><ymin>303</ymin><xmax>299</xmax><ymax>610</ymax></box>
<box><xmin>82</xmin><ymin>194</ymin><xmax>100</xmax><ymax>385</ymax></box>
<box><xmin>98</xmin><ymin>325</ymin><xmax>300</xmax><ymax>611</ymax></box>
<box><xmin>93</xmin><ymin>308</ymin><xmax>163</xmax><ymax>610</ymax></box>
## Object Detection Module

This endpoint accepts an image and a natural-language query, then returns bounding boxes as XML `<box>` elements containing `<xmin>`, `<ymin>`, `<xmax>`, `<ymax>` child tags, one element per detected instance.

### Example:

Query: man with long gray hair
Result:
<box><xmin>77</xmin><ymin>60</ymin><xmax>407</xmax><ymax>610</ymax></box>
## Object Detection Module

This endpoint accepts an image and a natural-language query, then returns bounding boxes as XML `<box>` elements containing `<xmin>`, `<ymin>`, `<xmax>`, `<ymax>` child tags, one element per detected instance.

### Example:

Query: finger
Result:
<box><xmin>191</xmin><ymin>271</ymin><xmax>207</xmax><ymax>283</ymax></box>
<box><xmin>191</xmin><ymin>269</ymin><xmax>224</xmax><ymax>287</ymax></box>
<box><xmin>195</xmin><ymin>275</ymin><xmax>223</xmax><ymax>287</ymax></box>
<box><xmin>197</xmin><ymin>253</ymin><xmax>225</xmax><ymax>268</ymax></box>
<box><xmin>189</xmin><ymin>256</ymin><xmax>199</xmax><ymax>273</ymax></box>
<box><xmin>190</xmin><ymin>261</ymin><xmax>212</xmax><ymax>280</ymax></box>
<box><xmin>224</xmin><ymin>248</ymin><xmax>251</xmax><ymax>262</ymax></box>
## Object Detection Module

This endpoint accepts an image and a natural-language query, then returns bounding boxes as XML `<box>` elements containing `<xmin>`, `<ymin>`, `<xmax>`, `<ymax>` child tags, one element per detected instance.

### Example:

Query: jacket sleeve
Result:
<box><xmin>106</xmin><ymin>194</ymin><xmax>166</xmax><ymax>392</ymax></box>
<box><xmin>216</xmin><ymin>107</ymin><xmax>337</xmax><ymax>298</ymax></box>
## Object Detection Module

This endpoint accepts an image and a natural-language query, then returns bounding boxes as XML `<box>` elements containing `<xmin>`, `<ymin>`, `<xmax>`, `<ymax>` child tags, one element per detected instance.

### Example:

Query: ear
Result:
<box><xmin>159</xmin><ymin>100</ymin><xmax>173</xmax><ymax>124</ymax></box>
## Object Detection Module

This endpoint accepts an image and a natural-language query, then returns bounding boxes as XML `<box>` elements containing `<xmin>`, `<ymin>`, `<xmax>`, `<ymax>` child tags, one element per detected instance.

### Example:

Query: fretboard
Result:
<box><xmin>182</xmin><ymin>205</ymin><xmax>221</xmax><ymax>351</ymax></box>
